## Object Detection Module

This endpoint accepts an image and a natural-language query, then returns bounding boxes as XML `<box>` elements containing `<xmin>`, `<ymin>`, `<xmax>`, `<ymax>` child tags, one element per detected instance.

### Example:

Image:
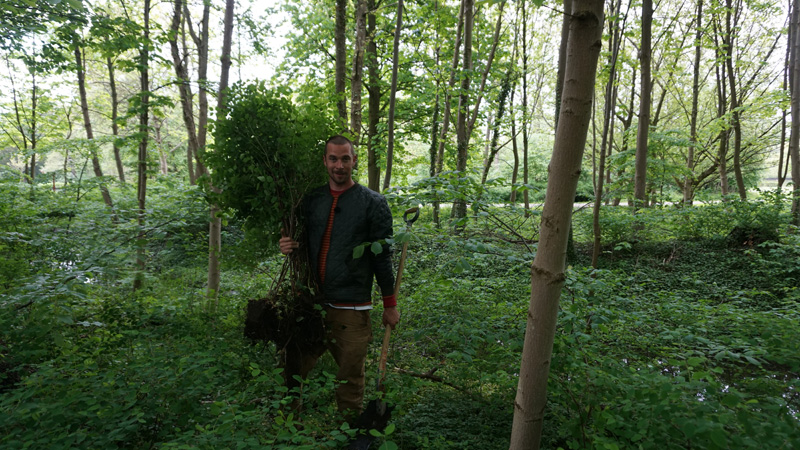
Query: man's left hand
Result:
<box><xmin>383</xmin><ymin>306</ymin><xmax>400</xmax><ymax>329</ymax></box>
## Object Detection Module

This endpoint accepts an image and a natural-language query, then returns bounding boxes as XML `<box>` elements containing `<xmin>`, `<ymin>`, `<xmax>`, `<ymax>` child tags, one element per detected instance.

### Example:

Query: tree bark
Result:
<box><xmin>184</xmin><ymin>1</ymin><xmax>209</xmax><ymax>178</ymax></box>
<box><xmin>452</xmin><ymin>0</ymin><xmax>474</xmax><ymax>221</ymax></box>
<box><xmin>725</xmin><ymin>0</ymin><xmax>747</xmax><ymax>200</ymax></box>
<box><xmin>366</xmin><ymin>0</ymin><xmax>381</xmax><ymax>191</ymax></box>
<box><xmin>790</xmin><ymin>0</ymin><xmax>800</xmax><ymax>224</ymax></box>
<box><xmin>633</xmin><ymin>0</ymin><xmax>653</xmax><ymax>208</ymax></box>
<box><xmin>134</xmin><ymin>0</ymin><xmax>151</xmax><ymax>292</ymax></box>
<box><xmin>75</xmin><ymin>38</ymin><xmax>114</xmax><ymax>210</ymax></box>
<box><xmin>433</xmin><ymin>0</ymin><xmax>465</xmax><ymax>227</ymax></box>
<box><xmin>207</xmin><ymin>0</ymin><xmax>235</xmax><ymax>302</ymax></box>
<box><xmin>382</xmin><ymin>0</ymin><xmax>403</xmax><ymax>191</ymax></box>
<box><xmin>169</xmin><ymin>0</ymin><xmax>200</xmax><ymax>185</ymax></box>
<box><xmin>684</xmin><ymin>0</ymin><xmax>702</xmax><ymax>204</ymax></box>
<box><xmin>351</xmin><ymin>0</ymin><xmax>367</xmax><ymax>144</ymax></box>
<box><xmin>509</xmin><ymin>2</ymin><xmax>604</xmax><ymax>448</ymax></box>
<box><xmin>335</xmin><ymin>0</ymin><xmax>347</xmax><ymax>126</ymax></box>
<box><xmin>592</xmin><ymin>0</ymin><xmax>624</xmax><ymax>268</ymax></box>
<box><xmin>106</xmin><ymin>53</ymin><xmax>125</xmax><ymax>183</ymax></box>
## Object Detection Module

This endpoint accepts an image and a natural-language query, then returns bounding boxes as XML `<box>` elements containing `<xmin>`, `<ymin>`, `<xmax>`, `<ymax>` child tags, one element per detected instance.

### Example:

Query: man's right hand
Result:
<box><xmin>279</xmin><ymin>236</ymin><xmax>299</xmax><ymax>255</ymax></box>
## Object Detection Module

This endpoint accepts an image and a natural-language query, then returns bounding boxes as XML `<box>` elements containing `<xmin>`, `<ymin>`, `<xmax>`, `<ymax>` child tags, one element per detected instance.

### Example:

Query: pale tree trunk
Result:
<box><xmin>633</xmin><ymin>0</ymin><xmax>652</xmax><ymax>208</ymax></box>
<box><xmin>208</xmin><ymin>0</ymin><xmax>235</xmax><ymax>302</ymax></box>
<box><xmin>5</xmin><ymin>55</ymin><xmax>31</xmax><ymax>182</ymax></box>
<box><xmin>106</xmin><ymin>53</ymin><xmax>125</xmax><ymax>183</ymax></box>
<box><xmin>134</xmin><ymin>0</ymin><xmax>151</xmax><ymax>292</ymax></box>
<box><xmin>509</xmin><ymin>1</ymin><xmax>604</xmax><ymax>448</ymax></box>
<box><xmin>382</xmin><ymin>0</ymin><xmax>403</xmax><ymax>191</ymax></box>
<box><xmin>725</xmin><ymin>0</ymin><xmax>746</xmax><ymax>200</ymax></box>
<box><xmin>351</xmin><ymin>0</ymin><xmax>367</xmax><ymax>144</ymax></box>
<box><xmin>712</xmin><ymin>10</ymin><xmax>730</xmax><ymax>196</ymax></box>
<box><xmin>335</xmin><ymin>0</ymin><xmax>347</xmax><ymax>126</ymax></box>
<box><xmin>790</xmin><ymin>0</ymin><xmax>800</xmax><ymax>224</ymax></box>
<box><xmin>75</xmin><ymin>39</ymin><xmax>114</xmax><ymax>210</ymax></box>
<box><xmin>684</xmin><ymin>0</ymin><xmax>702</xmax><ymax>204</ymax></box>
<box><xmin>452</xmin><ymin>0</ymin><xmax>474</xmax><ymax>221</ymax></box>
<box><xmin>592</xmin><ymin>0</ymin><xmax>624</xmax><ymax>268</ymax></box>
<box><xmin>508</xmin><ymin>3</ymin><xmax>521</xmax><ymax>204</ymax></box>
<box><xmin>366</xmin><ymin>0</ymin><xmax>381</xmax><ymax>191</ymax></box>
<box><xmin>170</xmin><ymin>0</ymin><xmax>201</xmax><ymax>185</ymax></box>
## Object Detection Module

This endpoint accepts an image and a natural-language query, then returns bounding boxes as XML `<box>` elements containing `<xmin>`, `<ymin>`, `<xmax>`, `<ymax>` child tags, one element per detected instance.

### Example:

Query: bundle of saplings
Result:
<box><xmin>206</xmin><ymin>81</ymin><xmax>336</xmax><ymax>352</ymax></box>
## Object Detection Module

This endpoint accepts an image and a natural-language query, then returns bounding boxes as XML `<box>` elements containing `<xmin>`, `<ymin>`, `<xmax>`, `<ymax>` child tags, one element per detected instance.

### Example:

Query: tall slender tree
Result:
<box><xmin>133</xmin><ymin>0</ymin><xmax>151</xmax><ymax>291</ymax></box>
<box><xmin>633</xmin><ymin>0</ymin><xmax>653</xmax><ymax>208</ymax></box>
<box><xmin>382</xmin><ymin>0</ymin><xmax>404</xmax><ymax>191</ymax></box>
<box><xmin>510</xmin><ymin>1</ymin><xmax>604</xmax><ymax>447</ymax></box>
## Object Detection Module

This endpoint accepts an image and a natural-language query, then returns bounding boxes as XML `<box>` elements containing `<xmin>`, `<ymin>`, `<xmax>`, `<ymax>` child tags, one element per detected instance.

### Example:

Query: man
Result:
<box><xmin>279</xmin><ymin>135</ymin><xmax>400</xmax><ymax>421</ymax></box>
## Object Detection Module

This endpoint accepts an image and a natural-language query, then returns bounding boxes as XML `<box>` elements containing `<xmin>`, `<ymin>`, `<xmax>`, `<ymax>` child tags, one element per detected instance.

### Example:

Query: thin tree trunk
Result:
<box><xmin>207</xmin><ymin>0</ymin><xmax>234</xmax><ymax>303</ymax></box>
<box><xmin>522</xmin><ymin>0</ymin><xmax>530</xmax><ymax>212</ymax></box>
<box><xmin>510</xmin><ymin>1</ymin><xmax>604</xmax><ymax>447</ymax></box>
<box><xmin>335</xmin><ymin>0</ymin><xmax>347</xmax><ymax>125</ymax></box>
<box><xmin>106</xmin><ymin>54</ymin><xmax>125</xmax><ymax>183</ymax></box>
<box><xmin>75</xmin><ymin>39</ymin><xmax>114</xmax><ymax>209</ymax></box>
<box><xmin>592</xmin><ymin>0</ymin><xmax>623</xmax><ymax>268</ymax></box>
<box><xmin>452</xmin><ymin>0</ymin><xmax>474</xmax><ymax>221</ymax></box>
<box><xmin>725</xmin><ymin>0</ymin><xmax>746</xmax><ymax>200</ymax></box>
<box><xmin>351</xmin><ymin>0</ymin><xmax>367</xmax><ymax>144</ymax></box>
<box><xmin>433</xmin><ymin>0</ymin><xmax>466</xmax><ymax>227</ymax></box>
<box><xmin>684</xmin><ymin>0</ymin><xmax>702</xmax><ymax>204</ymax></box>
<box><xmin>789</xmin><ymin>0</ymin><xmax>800</xmax><ymax>223</ymax></box>
<box><xmin>170</xmin><ymin>0</ymin><xmax>200</xmax><ymax>185</ymax></box>
<box><xmin>382</xmin><ymin>0</ymin><xmax>403</xmax><ymax>191</ymax></box>
<box><xmin>366</xmin><ymin>0</ymin><xmax>381</xmax><ymax>191</ymax></box>
<box><xmin>633</xmin><ymin>0</ymin><xmax>652</xmax><ymax>209</ymax></box>
<box><xmin>184</xmin><ymin>1</ymin><xmax>209</xmax><ymax>178</ymax></box>
<box><xmin>134</xmin><ymin>0</ymin><xmax>151</xmax><ymax>292</ymax></box>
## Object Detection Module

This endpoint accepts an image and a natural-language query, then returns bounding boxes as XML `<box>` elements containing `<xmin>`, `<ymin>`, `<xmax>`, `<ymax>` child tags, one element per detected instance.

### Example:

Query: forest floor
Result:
<box><xmin>1</xmin><ymin>185</ymin><xmax>799</xmax><ymax>449</ymax></box>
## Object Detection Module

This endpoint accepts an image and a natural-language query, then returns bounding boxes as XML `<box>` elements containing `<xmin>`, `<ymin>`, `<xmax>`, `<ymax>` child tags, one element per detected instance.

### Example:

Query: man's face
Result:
<box><xmin>324</xmin><ymin>142</ymin><xmax>357</xmax><ymax>189</ymax></box>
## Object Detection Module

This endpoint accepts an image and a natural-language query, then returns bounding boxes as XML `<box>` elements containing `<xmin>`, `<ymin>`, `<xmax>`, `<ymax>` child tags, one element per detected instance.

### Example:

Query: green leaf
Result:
<box><xmin>370</xmin><ymin>241</ymin><xmax>384</xmax><ymax>255</ymax></box>
<box><xmin>709</xmin><ymin>429</ymin><xmax>727</xmax><ymax>448</ymax></box>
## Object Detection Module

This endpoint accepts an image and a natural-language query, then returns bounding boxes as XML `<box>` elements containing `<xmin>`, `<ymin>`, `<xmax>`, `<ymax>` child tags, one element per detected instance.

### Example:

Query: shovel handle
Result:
<box><xmin>378</xmin><ymin>326</ymin><xmax>392</xmax><ymax>388</ymax></box>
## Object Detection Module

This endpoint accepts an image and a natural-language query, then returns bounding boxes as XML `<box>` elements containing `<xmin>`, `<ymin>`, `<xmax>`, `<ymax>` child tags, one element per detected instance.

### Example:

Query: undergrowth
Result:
<box><xmin>1</xmin><ymin>179</ymin><xmax>798</xmax><ymax>449</ymax></box>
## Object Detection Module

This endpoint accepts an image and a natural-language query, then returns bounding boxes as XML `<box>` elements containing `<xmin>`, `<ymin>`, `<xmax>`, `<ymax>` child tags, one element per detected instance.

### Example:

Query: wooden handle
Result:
<box><xmin>378</xmin><ymin>326</ymin><xmax>392</xmax><ymax>388</ymax></box>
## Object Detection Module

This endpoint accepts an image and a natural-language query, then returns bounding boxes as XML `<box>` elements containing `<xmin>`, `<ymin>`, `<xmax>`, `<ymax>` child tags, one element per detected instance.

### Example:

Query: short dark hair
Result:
<box><xmin>325</xmin><ymin>135</ymin><xmax>355</xmax><ymax>156</ymax></box>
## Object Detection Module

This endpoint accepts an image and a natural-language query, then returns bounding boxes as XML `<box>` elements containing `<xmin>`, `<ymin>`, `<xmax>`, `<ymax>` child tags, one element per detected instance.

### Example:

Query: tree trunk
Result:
<box><xmin>366</xmin><ymin>0</ymin><xmax>381</xmax><ymax>191</ymax></box>
<box><xmin>335</xmin><ymin>0</ymin><xmax>347</xmax><ymax>126</ymax></box>
<box><xmin>207</xmin><ymin>0</ymin><xmax>235</xmax><ymax>303</ymax></box>
<box><xmin>75</xmin><ymin>38</ymin><xmax>114</xmax><ymax>210</ymax></box>
<box><xmin>592</xmin><ymin>0</ymin><xmax>623</xmax><ymax>268</ymax></box>
<box><xmin>633</xmin><ymin>0</ymin><xmax>652</xmax><ymax>209</ymax></box>
<box><xmin>382</xmin><ymin>0</ymin><xmax>404</xmax><ymax>191</ymax></box>
<box><xmin>433</xmin><ymin>0</ymin><xmax>466</xmax><ymax>227</ymax></box>
<box><xmin>684</xmin><ymin>0</ymin><xmax>702</xmax><ymax>204</ymax></box>
<box><xmin>170</xmin><ymin>0</ymin><xmax>201</xmax><ymax>185</ymax></box>
<box><xmin>106</xmin><ymin>53</ymin><xmax>125</xmax><ymax>183</ymax></box>
<box><xmin>521</xmin><ymin>0</ymin><xmax>531</xmax><ymax>213</ymax></box>
<box><xmin>184</xmin><ymin>1</ymin><xmax>209</xmax><ymax>178</ymax></box>
<box><xmin>509</xmin><ymin>1</ymin><xmax>604</xmax><ymax>448</ymax></box>
<box><xmin>790</xmin><ymin>0</ymin><xmax>800</xmax><ymax>224</ymax></box>
<box><xmin>134</xmin><ymin>0</ymin><xmax>151</xmax><ymax>292</ymax></box>
<box><xmin>725</xmin><ymin>0</ymin><xmax>746</xmax><ymax>200</ymax></box>
<box><xmin>351</xmin><ymin>0</ymin><xmax>367</xmax><ymax>144</ymax></box>
<box><xmin>452</xmin><ymin>0</ymin><xmax>474</xmax><ymax>221</ymax></box>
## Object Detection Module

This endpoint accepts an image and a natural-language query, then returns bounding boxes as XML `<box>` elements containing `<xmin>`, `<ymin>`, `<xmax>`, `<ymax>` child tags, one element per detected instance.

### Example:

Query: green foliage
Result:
<box><xmin>206</xmin><ymin>82</ymin><xmax>334</xmax><ymax>241</ymax></box>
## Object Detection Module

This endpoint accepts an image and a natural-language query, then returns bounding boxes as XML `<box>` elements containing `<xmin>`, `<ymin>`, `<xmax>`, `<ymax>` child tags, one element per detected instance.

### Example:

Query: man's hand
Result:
<box><xmin>279</xmin><ymin>236</ymin><xmax>299</xmax><ymax>255</ymax></box>
<box><xmin>382</xmin><ymin>306</ymin><xmax>400</xmax><ymax>329</ymax></box>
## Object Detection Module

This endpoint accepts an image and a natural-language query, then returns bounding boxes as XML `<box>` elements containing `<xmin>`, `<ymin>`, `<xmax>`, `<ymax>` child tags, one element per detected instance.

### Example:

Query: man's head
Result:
<box><xmin>324</xmin><ymin>135</ymin><xmax>357</xmax><ymax>189</ymax></box>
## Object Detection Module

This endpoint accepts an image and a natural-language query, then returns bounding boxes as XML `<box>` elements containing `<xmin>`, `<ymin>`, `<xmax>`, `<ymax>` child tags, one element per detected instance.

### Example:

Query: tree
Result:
<box><xmin>133</xmin><ymin>0</ymin><xmax>151</xmax><ymax>291</ymax></box>
<box><xmin>633</xmin><ymin>0</ymin><xmax>653</xmax><ymax>208</ymax></box>
<box><xmin>382</xmin><ymin>0</ymin><xmax>403</xmax><ymax>191</ymax></box>
<box><xmin>790</xmin><ymin>0</ymin><xmax>800</xmax><ymax>224</ymax></box>
<box><xmin>335</xmin><ymin>0</ymin><xmax>347</xmax><ymax>125</ymax></box>
<box><xmin>510</xmin><ymin>0</ymin><xmax>604</xmax><ymax>448</ymax></box>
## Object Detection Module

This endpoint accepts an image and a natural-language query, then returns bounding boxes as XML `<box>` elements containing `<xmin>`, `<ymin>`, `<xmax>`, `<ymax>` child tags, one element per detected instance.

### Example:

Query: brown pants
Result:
<box><xmin>283</xmin><ymin>307</ymin><xmax>373</xmax><ymax>417</ymax></box>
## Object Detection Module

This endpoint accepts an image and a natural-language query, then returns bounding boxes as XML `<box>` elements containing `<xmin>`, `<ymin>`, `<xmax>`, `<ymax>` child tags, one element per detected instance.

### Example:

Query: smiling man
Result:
<box><xmin>279</xmin><ymin>134</ymin><xmax>399</xmax><ymax>423</ymax></box>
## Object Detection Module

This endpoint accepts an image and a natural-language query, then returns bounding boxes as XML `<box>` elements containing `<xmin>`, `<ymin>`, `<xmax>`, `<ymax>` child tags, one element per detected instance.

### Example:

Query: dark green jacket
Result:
<box><xmin>304</xmin><ymin>183</ymin><xmax>394</xmax><ymax>305</ymax></box>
